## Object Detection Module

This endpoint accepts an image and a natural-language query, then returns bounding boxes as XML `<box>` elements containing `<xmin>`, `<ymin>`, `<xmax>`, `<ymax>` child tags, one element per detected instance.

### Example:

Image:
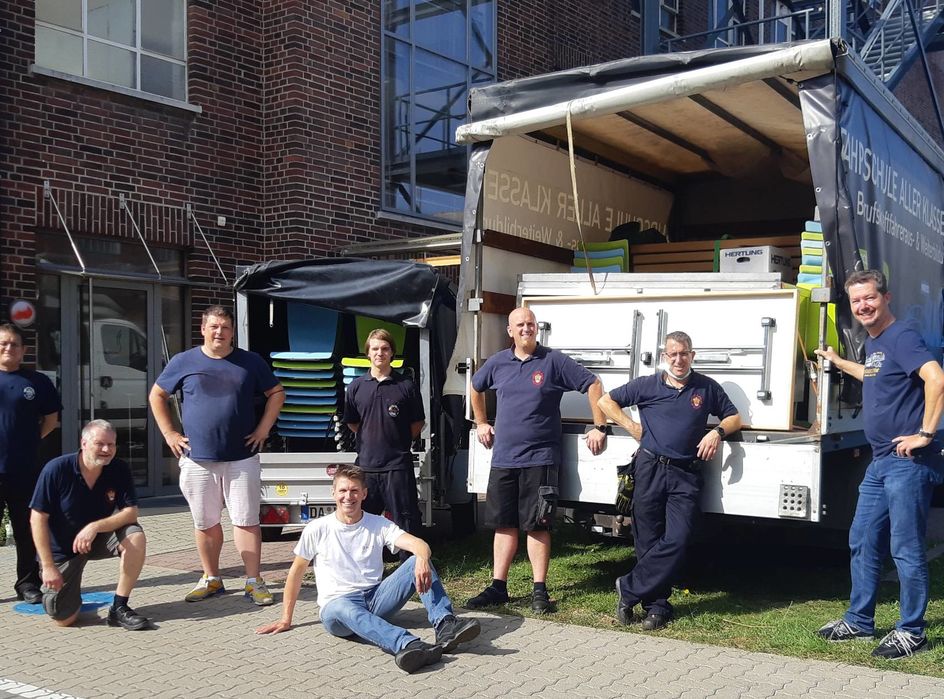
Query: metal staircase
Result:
<box><xmin>660</xmin><ymin>0</ymin><xmax>944</xmax><ymax>87</ymax></box>
<box><xmin>858</xmin><ymin>0</ymin><xmax>944</xmax><ymax>84</ymax></box>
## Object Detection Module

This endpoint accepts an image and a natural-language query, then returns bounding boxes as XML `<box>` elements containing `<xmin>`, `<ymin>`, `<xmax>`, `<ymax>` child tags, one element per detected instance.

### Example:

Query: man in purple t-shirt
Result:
<box><xmin>815</xmin><ymin>270</ymin><xmax>944</xmax><ymax>660</ymax></box>
<box><xmin>466</xmin><ymin>307</ymin><xmax>607</xmax><ymax>614</ymax></box>
<box><xmin>149</xmin><ymin>305</ymin><xmax>285</xmax><ymax>606</ymax></box>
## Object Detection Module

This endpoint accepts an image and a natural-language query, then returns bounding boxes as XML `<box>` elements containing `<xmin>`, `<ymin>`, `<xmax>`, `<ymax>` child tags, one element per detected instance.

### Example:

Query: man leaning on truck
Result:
<box><xmin>815</xmin><ymin>269</ymin><xmax>944</xmax><ymax>660</ymax></box>
<box><xmin>149</xmin><ymin>305</ymin><xmax>285</xmax><ymax>607</ymax></box>
<box><xmin>466</xmin><ymin>306</ymin><xmax>607</xmax><ymax>614</ymax></box>
<box><xmin>599</xmin><ymin>330</ymin><xmax>741</xmax><ymax>631</ymax></box>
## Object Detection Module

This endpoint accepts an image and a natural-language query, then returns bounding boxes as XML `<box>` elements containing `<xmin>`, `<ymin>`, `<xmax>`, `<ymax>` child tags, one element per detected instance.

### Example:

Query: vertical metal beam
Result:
<box><xmin>826</xmin><ymin>0</ymin><xmax>847</xmax><ymax>39</ymax></box>
<box><xmin>641</xmin><ymin>0</ymin><xmax>662</xmax><ymax>55</ymax></box>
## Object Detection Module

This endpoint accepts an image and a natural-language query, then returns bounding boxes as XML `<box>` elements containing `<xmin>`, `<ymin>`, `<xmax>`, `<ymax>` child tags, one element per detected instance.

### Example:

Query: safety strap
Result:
<box><xmin>565</xmin><ymin>108</ymin><xmax>598</xmax><ymax>296</ymax></box>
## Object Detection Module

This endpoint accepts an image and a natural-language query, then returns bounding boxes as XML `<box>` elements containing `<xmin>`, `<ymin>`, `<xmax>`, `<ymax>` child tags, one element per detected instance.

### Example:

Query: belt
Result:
<box><xmin>641</xmin><ymin>448</ymin><xmax>700</xmax><ymax>471</ymax></box>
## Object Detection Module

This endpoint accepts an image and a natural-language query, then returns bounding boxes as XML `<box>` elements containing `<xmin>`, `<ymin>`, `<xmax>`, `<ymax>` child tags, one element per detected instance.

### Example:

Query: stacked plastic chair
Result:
<box><xmin>270</xmin><ymin>303</ymin><xmax>339</xmax><ymax>440</ymax></box>
<box><xmin>571</xmin><ymin>240</ymin><xmax>629</xmax><ymax>273</ymax></box>
<box><xmin>797</xmin><ymin>221</ymin><xmax>825</xmax><ymax>286</ymax></box>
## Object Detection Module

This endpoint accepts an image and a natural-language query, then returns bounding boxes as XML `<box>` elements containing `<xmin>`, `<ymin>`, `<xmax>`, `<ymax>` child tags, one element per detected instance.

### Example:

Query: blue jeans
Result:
<box><xmin>319</xmin><ymin>556</ymin><xmax>454</xmax><ymax>654</ymax></box>
<box><xmin>844</xmin><ymin>450</ymin><xmax>944</xmax><ymax>635</ymax></box>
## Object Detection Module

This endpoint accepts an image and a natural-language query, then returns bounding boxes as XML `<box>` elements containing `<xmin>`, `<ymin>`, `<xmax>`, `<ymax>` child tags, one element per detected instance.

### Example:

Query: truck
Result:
<box><xmin>233</xmin><ymin>257</ymin><xmax>472</xmax><ymax>540</ymax></box>
<box><xmin>447</xmin><ymin>38</ymin><xmax>944</xmax><ymax>536</ymax></box>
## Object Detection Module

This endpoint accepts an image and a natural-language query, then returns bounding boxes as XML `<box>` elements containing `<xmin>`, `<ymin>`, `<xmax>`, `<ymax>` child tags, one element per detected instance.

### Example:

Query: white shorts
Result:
<box><xmin>179</xmin><ymin>454</ymin><xmax>261</xmax><ymax>529</ymax></box>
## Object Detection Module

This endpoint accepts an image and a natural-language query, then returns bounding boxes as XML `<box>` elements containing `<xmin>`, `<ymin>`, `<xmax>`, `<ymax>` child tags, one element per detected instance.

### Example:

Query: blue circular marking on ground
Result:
<box><xmin>12</xmin><ymin>591</ymin><xmax>114</xmax><ymax>615</ymax></box>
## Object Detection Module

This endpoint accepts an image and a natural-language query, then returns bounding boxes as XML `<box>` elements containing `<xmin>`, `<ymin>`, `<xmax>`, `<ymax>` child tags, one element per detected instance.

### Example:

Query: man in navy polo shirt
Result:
<box><xmin>599</xmin><ymin>330</ymin><xmax>741</xmax><ymax>631</ymax></box>
<box><xmin>0</xmin><ymin>322</ymin><xmax>61</xmax><ymax>604</ymax></box>
<box><xmin>30</xmin><ymin>419</ymin><xmax>148</xmax><ymax>630</ymax></box>
<box><xmin>467</xmin><ymin>307</ymin><xmax>607</xmax><ymax>614</ymax></box>
<box><xmin>815</xmin><ymin>270</ymin><xmax>944</xmax><ymax>660</ymax></box>
<box><xmin>149</xmin><ymin>305</ymin><xmax>285</xmax><ymax>606</ymax></box>
<box><xmin>344</xmin><ymin>328</ymin><xmax>425</xmax><ymax>549</ymax></box>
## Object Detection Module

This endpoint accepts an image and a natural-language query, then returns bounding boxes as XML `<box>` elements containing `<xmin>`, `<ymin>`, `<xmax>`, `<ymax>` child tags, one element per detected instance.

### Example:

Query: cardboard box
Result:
<box><xmin>719</xmin><ymin>245</ymin><xmax>793</xmax><ymax>277</ymax></box>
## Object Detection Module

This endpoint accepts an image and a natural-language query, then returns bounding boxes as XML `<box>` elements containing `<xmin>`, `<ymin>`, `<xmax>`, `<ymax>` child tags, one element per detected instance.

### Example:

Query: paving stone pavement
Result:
<box><xmin>1</xmin><ymin>501</ymin><xmax>943</xmax><ymax>698</ymax></box>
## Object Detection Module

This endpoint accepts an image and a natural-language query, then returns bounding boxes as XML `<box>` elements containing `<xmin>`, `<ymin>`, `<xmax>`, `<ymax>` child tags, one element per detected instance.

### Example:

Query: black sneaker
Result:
<box><xmin>107</xmin><ymin>605</ymin><xmax>150</xmax><ymax>631</ymax></box>
<box><xmin>466</xmin><ymin>585</ymin><xmax>509</xmax><ymax>609</ymax></box>
<box><xmin>871</xmin><ymin>629</ymin><xmax>928</xmax><ymax>659</ymax></box>
<box><xmin>641</xmin><ymin>612</ymin><xmax>670</xmax><ymax>631</ymax></box>
<box><xmin>16</xmin><ymin>586</ymin><xmax>43</xmax><ymax>605</ymax></box>
<box><xmin>615</xmin><ymin>580</ymin><xmax>634</xmax><ymax>626</ymax></box>
<box><xmin>531</xmin><ymin>587</ymin><xmax>553</xmax><ymax>614</ymax></box>
<box><xmin>816</xmin><ymin>619</ymin><xmax>873</xmax><ymax>642</ymax></box>
<box><xmin>394</xmin><ymin>639</ymin><xmax>443</xmax><ymax>673</ymax></box>
<box><xmin>435</xmin><ymin>615</ymin><xmax>481</xmax><ymax>652</ymax></box>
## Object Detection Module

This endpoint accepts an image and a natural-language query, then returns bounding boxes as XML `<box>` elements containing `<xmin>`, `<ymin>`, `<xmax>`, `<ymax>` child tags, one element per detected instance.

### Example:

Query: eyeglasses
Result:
<box><xmin>662</xmin><ymin>351</ymin><xmax>692</xmax><ymax>360</ymax></box>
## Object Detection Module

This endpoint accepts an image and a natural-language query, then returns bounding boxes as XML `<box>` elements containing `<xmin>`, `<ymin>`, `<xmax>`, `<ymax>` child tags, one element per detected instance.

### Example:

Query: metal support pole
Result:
<box><xmin>186</xmin><ymin>204</ymin><xmax>229</xmax><ymax>286</ymax></box>
<box><xmin>43</xmin><ymin>181</ymin><xmax>87</xmax><ymax>273</ymax></box>
<box><xmin>119</xmin><ymin>194</ymin><xmax>162</xmax><ymax>279</ymax></box>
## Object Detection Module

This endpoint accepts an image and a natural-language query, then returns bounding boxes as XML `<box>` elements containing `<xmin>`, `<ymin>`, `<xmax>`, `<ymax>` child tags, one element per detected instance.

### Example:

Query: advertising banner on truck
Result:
<box><xmin>804</xmin><ymin>76</ymin><xmax>944</xmax><ymax>361</ymax></box>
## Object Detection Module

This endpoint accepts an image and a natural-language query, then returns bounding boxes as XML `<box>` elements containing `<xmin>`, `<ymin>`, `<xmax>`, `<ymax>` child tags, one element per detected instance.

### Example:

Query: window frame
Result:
<box><xmin>380</xmin><ymin>0</ymin><xmax>498</xmax><ymax>227</ymax></box>
<box><xmin>34</xmin><ymin>0</ymin><xmax>188</xmax><ymax>102</ymax></box>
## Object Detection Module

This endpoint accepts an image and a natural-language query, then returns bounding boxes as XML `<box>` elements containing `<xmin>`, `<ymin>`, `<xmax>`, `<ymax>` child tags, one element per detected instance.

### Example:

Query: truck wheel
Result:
<box><xmin>261</xmin><ymin>526</ymin><xmax>283</xmax><ymax>542</ymax></box>
<box><xmin>450</xmin><ymin>500</ymin><xmax>476</xmax><ymax>538</ymax></box>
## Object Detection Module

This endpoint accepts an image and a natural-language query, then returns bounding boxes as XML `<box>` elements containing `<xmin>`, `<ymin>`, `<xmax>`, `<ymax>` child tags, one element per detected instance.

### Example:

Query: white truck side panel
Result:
<box><xmin>469</xmin><ymin>432</ymin><xmax>822</xmax><ymax>522</ymax></box>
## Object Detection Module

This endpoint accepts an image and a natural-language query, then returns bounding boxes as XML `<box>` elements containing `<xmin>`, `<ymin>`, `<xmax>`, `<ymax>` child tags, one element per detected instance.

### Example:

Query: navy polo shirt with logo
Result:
<box><xmin>343</xmin><ymin>371</ymin><xmax>425</xmax><ymax>472</ymax></box>
<box><xmin>609</xmin><ymin>371</ymin><xmax>738</xmax><ymax>460</ymax></box>
<box><xmin>472</xmin><ymin>344</ymin><xmax>596</xmax><ymax>469</ymax></box>
<box><xmin>0</xmin><ymin>368</ymin><xmax>61</xmax><ymax>481</ymax></box>
<box><xmin>30</xmin><ymin>452</ymin><xmax>138</xmax><ymax>562</ymax></box>
<box><xmin>862</xmin><ymin>321</ymin><xmax>936</xmax><ymax>458</ymax></box>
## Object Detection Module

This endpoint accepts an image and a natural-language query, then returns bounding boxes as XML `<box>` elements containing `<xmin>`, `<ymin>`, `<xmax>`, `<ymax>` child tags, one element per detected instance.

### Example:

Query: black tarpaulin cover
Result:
<box><xmin>234</xmin><ymin>257</ymin><xmax>446</xmax><ymax>327</ymax></box>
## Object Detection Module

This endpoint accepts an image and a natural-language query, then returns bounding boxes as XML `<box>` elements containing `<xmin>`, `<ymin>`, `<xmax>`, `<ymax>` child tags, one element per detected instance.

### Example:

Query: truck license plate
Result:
<box><xmin>301</xmin><ymin>505</ymin><xmax>335</xmax><ymax>522</ymax></box>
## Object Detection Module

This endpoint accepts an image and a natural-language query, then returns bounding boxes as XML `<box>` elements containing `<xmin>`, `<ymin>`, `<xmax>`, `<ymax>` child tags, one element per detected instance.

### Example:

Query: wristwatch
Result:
<box><xmin>594</xmin><ymin>424</ymin><xmax>611</xmax><ymax>435</ymax></box>
<box><xmin>713</xmin><ymin>426</ymin><xmax>726</xmax><ymax>438</ymax></box>
<box><xmin>918</xmin><ymin>429</ymin><xmax>935</xmax><ymax>439</ymax></box>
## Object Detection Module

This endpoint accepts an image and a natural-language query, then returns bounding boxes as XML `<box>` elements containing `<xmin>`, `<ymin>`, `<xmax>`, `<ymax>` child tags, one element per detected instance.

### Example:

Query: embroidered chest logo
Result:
<box><xmin>532</xmin><ymin>371</ymin><xmax>544</xmax><ymax>386</ymax></box>
<box><xmin>690</xmin><ymin>394</ymin><xmax>703</xmax><ymax>409</ymax></box>
<box><xmin>387</xmin><ymin>403</ymin><xmax>400</xmax><ymax>418</ymax></box>
<box><xmin>22</xmin><ymin>386</ymin><xmax>36</xmax><ymax>400</ymax></box>
<box><xmin>106</xmin><ymin>489</ymin><xmax>116</xmax><ymax>503</ymax></box>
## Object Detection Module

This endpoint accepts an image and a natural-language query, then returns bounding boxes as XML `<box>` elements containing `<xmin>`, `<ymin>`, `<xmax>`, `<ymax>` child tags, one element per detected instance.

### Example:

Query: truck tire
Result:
<box><xmin>450</xmin><ymin>500</ymin><xmax>476</xmax><ymax>538</ymax></box>
<box><xmin>261</xmin><ymin>526</ymin><xmax>283</xmax><ymax>542</ymax></box>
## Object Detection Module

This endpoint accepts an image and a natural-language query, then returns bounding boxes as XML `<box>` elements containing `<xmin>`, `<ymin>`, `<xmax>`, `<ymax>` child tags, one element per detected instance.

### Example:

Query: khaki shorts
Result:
<box><xmin>43</xmin><ymin>524</ymin><xmax>144</xmax><ymax>621</ymax></box>
<box><xmin>179</xmin><ymin>454</ymin><xmax>261</xmax><ymax>529</ymax></box>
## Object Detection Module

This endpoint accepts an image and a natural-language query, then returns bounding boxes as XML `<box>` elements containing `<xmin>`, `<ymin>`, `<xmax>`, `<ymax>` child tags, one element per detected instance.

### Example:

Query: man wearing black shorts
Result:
<box><xmin>344</xmin><ymin>328</ymin><xmax>425</xmax><ymax>554</ymax></box>
<box><xmin>599</xmin><ymin>330</ymin><xmax>741</xmax><ymax>631</ymax></box>
<box><xmin>467</xmin><ymin>307</ymin><xmax>607</xmax><ymax>613</ymax></box>
<box><xmin>30</xmin><ymin>419</ymin><xmax>149</xmax><ymax>630</ymax></box>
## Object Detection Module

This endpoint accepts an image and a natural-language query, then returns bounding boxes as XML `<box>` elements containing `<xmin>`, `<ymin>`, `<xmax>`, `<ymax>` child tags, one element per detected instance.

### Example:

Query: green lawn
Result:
<box><xmin>430</xmin><ymin>521</ymin><xmax>944</xmax><ymax>678</ymax></box>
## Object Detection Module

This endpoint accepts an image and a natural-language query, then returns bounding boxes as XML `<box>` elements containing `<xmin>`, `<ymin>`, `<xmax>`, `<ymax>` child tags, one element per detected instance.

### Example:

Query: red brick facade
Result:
<box><xmin>1</xmin><ymin>0</ymin><xmax>639</xmax><ymax>339</ymax></box>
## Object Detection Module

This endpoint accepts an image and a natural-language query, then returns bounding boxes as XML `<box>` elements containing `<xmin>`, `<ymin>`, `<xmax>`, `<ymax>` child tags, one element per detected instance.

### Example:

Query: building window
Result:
<box><xmin>382</xmin><ymin>0</ymin><xmax>497</xmax><ymax>225</ymax></box>
<box><xmin>35</xmin><ymin>0</ymin><xmax>187</xmax><ymax>101</ymax></box>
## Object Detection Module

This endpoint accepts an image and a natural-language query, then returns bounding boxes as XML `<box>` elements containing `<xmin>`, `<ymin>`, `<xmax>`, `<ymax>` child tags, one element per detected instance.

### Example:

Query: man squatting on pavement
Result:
<box><xmin>343</xmin><ymin>327</ymin><xmax>425</xmax><ymax>559</ymax></box>
<box><xmin>599</xmin><ymin>330</ymin><xmax>741</xmax><ymax>631</ymax></box>
<box><xmin>256</xmin><ymin>464</ymin><xmax>481</xmax><ymax>673</ymax></box>
<box><xmin>0</xmin><ymin>322</ymin><xmax>60</xmax><ymax>604</ymax></box>
<box><xmin>815</xmin><ymin>270</ymin><xmax>944</xmax><ymax>660</ymax></box>
<box><xmin>149</xmin><ymin>305</ymin><xmax>285</xmax><ymax>606</ymax></box>
<box><xmin>466</xmin><ymin>307</ymin><xmax>607</xmax><ymax>613</ymax></box>
<box><xmin>30</xmin><ymin>420</ymin><xmax>149</xmax><ymax>630</ymax></box>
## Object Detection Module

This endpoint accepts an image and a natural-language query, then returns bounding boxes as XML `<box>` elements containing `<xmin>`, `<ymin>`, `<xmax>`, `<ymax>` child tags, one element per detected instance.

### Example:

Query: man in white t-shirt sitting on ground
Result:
<box><xmin>256</xmin><ymin>464</ymin><xmax>480</xmax><ymax>673</ymax></box>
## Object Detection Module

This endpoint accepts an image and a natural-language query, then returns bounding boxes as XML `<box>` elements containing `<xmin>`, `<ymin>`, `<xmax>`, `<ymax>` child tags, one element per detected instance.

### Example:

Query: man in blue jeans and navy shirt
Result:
<box><xmin>816</xmin><ymin>269</ymin><xmax>944</xmax><ymax>659</ymax></box>
<box><xmin>256</xmin><ymin>464</ymin><xmax>480</xmax><ymax>673</ymax></box>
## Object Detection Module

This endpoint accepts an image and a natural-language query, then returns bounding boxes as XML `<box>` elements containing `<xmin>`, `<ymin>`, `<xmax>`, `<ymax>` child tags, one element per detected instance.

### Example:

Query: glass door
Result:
<box><xmin>38</xmin><ymin>275</ymin><xmax>187</xmax><ymax>497</ymax></box>
<box><xmin>79</xmin><ymin>282</ymin><xmax>152</xmax><ymax>491</ymax></box>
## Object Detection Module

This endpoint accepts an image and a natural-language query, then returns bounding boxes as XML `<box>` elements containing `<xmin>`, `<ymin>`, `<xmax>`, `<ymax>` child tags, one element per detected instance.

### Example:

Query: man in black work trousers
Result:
<box><xmin>343</xmin><ymin>328</ymin><xmax>425</xmax><ymax>550</ymax></box>
<box><xmin>599</xmin><ymin>330</ymin><xmax>741</xmax><ymax>630</ymax></box>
